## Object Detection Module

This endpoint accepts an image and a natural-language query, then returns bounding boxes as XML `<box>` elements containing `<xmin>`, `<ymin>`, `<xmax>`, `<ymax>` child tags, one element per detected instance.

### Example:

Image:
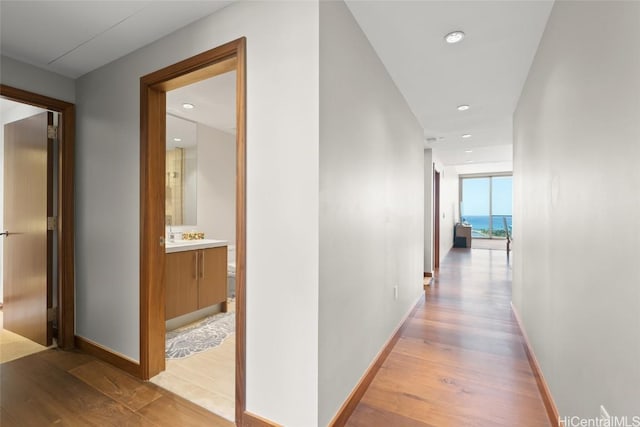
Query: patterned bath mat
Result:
<box><xmin>166</xmin><ymin>311</ymin><xmax>235</xmax><ymax>359</ymax></box>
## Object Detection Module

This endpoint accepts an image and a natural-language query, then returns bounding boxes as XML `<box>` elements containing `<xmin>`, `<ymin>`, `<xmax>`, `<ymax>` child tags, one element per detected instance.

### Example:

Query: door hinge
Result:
<box><xmin>47</xmin><ymin>125</ymin><xmax>58</xmax><ymax>140</ymax></box>
<box><xmin>47</xmin><ymin>307</ymin><xmax>57</xmax><ymax>323</ymax></box>
<box><xmin>47</xmin><ymin>216</ymin><xmax>57</xmax><ymax>231</ymax></box>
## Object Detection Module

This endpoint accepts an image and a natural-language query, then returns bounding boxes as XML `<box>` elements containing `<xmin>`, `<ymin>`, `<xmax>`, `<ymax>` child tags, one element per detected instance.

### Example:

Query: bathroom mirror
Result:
<box><xmin>166</xmin><ymin>114</ymin><xmax>197</xmax><ymax>226</ymax></box>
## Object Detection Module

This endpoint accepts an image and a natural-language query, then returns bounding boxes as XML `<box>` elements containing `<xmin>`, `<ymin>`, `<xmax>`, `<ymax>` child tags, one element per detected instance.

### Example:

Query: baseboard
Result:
<box><xmin>510</xmin><ymin>303</ymin><xmax>563</xmax><ymax>427</ymax></box>
<box><xmin>74</xmin><ymin>335</ymin><xmax>141</xmax><ymax>378</ymax></box>
<box><xmin>243</xmin><ymin>411</ymin><xmax>281</xmax><ymax>427</ymax></box>
<box><xmin>329</xmin><ymin>294</ymin><xmax>425</xmax><ymax>427</ymax></box>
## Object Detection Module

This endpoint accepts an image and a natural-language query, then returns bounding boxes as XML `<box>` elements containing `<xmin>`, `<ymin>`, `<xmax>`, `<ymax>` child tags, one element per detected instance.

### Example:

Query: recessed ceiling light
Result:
<box><xmin>465</xmin><ymin>150</ymin><xmax>473</xmax><ymax>153</ymax></box>
<box><xmin>462</xmin><ymin>134</ymin><xmax>472</xmax><ymax>138</ymax></box>
<box><xmin>173</xmin><ymin>137</ymin><xmax>182</xmax><ymax>142</ymax></box>
<box><xmin>182</xmin><ymin>103</ymin><xmax>195</xmax><ymax>110</ymax></box>
<box><xmin>465</xmin><ymin>160</ymin><xmax>473</xmax><ymax>163</ymax></box>
<box><xmin>445</xmin><ymin>31</ymin><xmax>465</xmax><ymax>44</ymax></box>
<box><xmin>457</xmin><ymin>104</ymin><xmax>470</xmax><ymax>111</ymax></box>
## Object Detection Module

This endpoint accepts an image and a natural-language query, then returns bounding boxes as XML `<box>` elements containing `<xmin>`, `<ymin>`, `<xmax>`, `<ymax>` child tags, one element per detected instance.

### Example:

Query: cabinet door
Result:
<box><xmin>198</xmin><ymin>247</ymin><xmax>227</xmax><ymax>309</ymax></box>
<box><xmin>165</xmin><ymin>251</ymin><xmax>199</xmax><ymax>319</ymax></box>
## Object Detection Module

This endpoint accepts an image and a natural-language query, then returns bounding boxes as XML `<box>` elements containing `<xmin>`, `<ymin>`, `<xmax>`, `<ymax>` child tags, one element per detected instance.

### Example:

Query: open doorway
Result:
<box><xmin>0</xmin><ymin>85</ymin><xmax>75</xmax><ymax>359</ymax></box>
<box><xmin>139</xmin><ymin>38</ymin><xmax>246</xmax><ymax>424</ymax></box>
<box><xmin>148</xmin><ymin>70</ymin><xmax>238</xmax><ymax>421</ymax></box>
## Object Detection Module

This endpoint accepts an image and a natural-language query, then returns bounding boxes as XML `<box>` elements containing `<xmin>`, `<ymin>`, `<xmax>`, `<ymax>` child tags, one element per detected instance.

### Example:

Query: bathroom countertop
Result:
<box><xmin>165</xmin><ymin>239</ymin><xmax>228</xmax><ymax>253</ymax></box>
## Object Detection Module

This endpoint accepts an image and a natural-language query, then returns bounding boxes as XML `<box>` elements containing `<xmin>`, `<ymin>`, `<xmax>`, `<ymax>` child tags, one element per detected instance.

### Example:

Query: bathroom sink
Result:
<box><xmin>165</xmin><ymin>239</ymin><xmax>228</xmax><ymax>253</ymax></box>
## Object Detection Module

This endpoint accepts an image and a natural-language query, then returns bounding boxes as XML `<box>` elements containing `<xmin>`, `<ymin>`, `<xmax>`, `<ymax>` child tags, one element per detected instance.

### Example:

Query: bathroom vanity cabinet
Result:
<box><xmin>165</xmin><ymin>240</ymin><xmax>228</xmax><ymax>320</ymax></box>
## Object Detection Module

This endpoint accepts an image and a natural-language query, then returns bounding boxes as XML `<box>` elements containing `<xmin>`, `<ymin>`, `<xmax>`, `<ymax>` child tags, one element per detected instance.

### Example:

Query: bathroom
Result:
<box><xmin>150</xmin><ymin>70</ymin><xmax>237</xmax><ymax>421</ymax></box>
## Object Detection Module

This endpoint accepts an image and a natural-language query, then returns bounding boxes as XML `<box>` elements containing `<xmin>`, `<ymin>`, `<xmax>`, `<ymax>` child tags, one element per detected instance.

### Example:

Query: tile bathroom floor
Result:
<box><xmin>150</xmin><ymin>301</ymin><xmax>236</xmax><ymax>421</ymax></box>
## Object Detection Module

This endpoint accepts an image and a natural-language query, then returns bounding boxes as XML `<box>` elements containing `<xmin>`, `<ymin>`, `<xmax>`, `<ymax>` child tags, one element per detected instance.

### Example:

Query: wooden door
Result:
<box><xmin>198</xmin><ymin>247</ymin><xmax>227</xmax><ymax>310</ymax></box>
<box><xmin>165</xmin><ymin>251</ymin><xmax>198</xmax><ymax>319</ymax></box>
<box><xmin>3</xmin><ymin>112</ymin><xmax>53</xmax><ymax>346</ymax></box>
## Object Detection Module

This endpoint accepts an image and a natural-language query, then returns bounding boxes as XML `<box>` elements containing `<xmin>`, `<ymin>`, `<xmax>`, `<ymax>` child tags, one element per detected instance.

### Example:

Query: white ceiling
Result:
<box><xmin>167</xmin><ymin>71</ymin><xmax>236</xmax><ymax>136</ymax></box>
<box><xmin>346</xmin><ymin>1</ymin><xmax>554</xmax><ymax>167</ymax></box>
<box><xmin>0</xmin><ymin>1</ymin><xmax>232</xmax><ymax>78</ymax></box>
<box><xmin>1</xmin><ymin>1</ymin><xmax>553</xmax><ymax>167</ymax></box>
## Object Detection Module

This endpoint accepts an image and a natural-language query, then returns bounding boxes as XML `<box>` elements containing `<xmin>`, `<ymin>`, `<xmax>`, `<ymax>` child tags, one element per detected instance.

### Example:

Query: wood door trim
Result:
<box><xmin>140</xmin><ymin>38</ymin><xmax>247</xmax><ymax>425</ymax></box>
<box><xmin>46</xmin><ymin>112</ymin><xmax>54</xmax><ymax>344</ymax></box>
<box><xmin>433</xmin><ymin>167</ymin><xmax>440</xmax><ymax>271</ymax></box>
<box><xmin>75</xmin><ymin>336</ymin><xmax>141</xmax><ymax>377</ymax></box>
<box><xmin>329</xmin><ymin>294</ymin><xmax>425</xmax><ymax>426</ymax></box>
<box><xmin>0</xmin><ymin>84</ymin><xmax>75</xmax><ymax>350</ymax></box>
<box><xmin>242</xmin><ymin>412</ymin><xmax>281</xmax><ymax>427</ymax></box>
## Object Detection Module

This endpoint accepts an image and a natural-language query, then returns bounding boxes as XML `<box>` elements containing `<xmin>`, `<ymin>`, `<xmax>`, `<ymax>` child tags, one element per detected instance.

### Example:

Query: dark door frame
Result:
<box><xmin>433</xmin><ymin>166</ymin><xmax>440</xmax><ymax>270</ymax></box>
<box><xmin>139</xmin><ymin>38</ymin><xmax>247</xmax><ymax>424</ymax></box>
<box><xmin>0</xmin><ymin>84</ymin><xmax>76</xmax><ymax>350</ymax></box>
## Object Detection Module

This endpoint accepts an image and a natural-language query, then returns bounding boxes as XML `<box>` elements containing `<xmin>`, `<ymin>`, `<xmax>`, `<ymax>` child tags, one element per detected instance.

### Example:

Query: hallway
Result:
<box><xmin>346</xmin><ymin>248</ymin><xmax>551</xmax><ymax>426</ymax></box>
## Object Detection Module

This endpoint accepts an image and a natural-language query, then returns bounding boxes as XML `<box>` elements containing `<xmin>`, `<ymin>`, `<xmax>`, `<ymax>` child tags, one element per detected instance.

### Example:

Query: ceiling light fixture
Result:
<box><xmin>445</xmin><ymin>30</ymin><xmax>465</xmax><ymax>44</ymax></box>
<box><xmin>457</xmin><ymin>104</ymin><xmax>470</xmax><ymax>111</ymax></box>
<box><xmin>182</xmin><ymin>103</ymin><xmax>195</xmax><ymax>110</ymax></box>
<box><xmin>465</xmin><ymin>160</ymin><xmax>473</xmax><ymax>163</ymax></box>
<box><xmin>462</xmin><ymin>134</ymin><xmax>472</xmax><ymax>138</ymax></box>
<box><xmin>173</xmin><ymin>137</ymin><xmax>182</xmax><ymax>142</ymax></box>
<box><xmin>465</xmin><ymin>150</ymin><xmax>473</xmax><ymax>153</ymax></box>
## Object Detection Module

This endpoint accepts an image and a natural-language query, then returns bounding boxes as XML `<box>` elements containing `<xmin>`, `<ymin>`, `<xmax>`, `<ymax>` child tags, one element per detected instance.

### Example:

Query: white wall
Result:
<box><xmin>432</xmin><ymin>154</ymin><xmax>460</xmax><ymax>262</ymax></box>
<box><xmin>513</xmin><ymin>0</ymin><xmax>640</xmax><ymax>418</ymax></box>
<box><xmin>196</xmin><ymin>124</ymin><xmax>235</xmax><ymax>244</ymax></box>
<box><xmin>424</xmin><ymin>149</ymin><xmax>433</xmax><ymax>273</ymax></box>
<box><xmin>0</xmin><ymin>56</ymin><xmax>75</xmax><ymax>103</ymax></box>
<box><xmin>182</xmin><ymin>145</ymin><xmax>197</xmax><ymax>226</ymax></box>
<box><xmin>75</xmin><ymin>2</ymin><xmax>319</xmax><ymax>424</ymax></box>
<box><xmin>455</xmin><ymin>161</ymin><xmax>512</xmax><ymax>176</ymax></box>
<box><xmin>319</xmin><ymin>2</ymin><xmax>424</xmax><ymax>425</ymax></box>
<box><xmin>0</xmin><ymin>102</ymin><xmax>48</xmax><ymax>303</ymax></box>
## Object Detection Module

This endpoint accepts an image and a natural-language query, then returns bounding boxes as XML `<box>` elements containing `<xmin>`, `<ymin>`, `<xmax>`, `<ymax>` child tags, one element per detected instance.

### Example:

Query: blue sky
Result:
<box><xmin>461</xmin><ymin>177</ymin><xmax>512</xmax><ymax>216</ymax></box>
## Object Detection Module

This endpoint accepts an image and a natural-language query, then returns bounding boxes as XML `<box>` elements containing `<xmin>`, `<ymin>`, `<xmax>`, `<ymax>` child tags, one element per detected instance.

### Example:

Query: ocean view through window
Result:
<box><xmin>460</xmin><ymin>175</ymin><xmax>512</xmax><ymax>239</ymax></box>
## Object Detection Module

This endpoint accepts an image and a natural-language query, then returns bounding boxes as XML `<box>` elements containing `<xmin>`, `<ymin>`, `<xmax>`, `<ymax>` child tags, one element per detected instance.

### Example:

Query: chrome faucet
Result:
<box><xmin>167</xmin><ymin>217</ymin><xmax>176</xmax><ymax>242</ymax></box>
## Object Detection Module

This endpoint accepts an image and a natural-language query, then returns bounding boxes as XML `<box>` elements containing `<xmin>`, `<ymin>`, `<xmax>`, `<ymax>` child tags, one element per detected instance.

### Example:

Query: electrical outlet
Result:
<box><xmin>600</xmin><ymin>405</ymin><xmax>610</xmax><ymax>423</ymax></box>
<box><xmin>393</xmin><ymin>285</ymin><xmax>398</xmax><ymax>300</ymax></box>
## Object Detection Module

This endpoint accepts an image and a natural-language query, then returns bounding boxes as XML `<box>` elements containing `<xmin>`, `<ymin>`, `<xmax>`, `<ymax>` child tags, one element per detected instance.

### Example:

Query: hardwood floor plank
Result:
<box><xmin>0</xmin><ymin>347</ymin><xmax>233</xmax><ymax>426</ymax></box>
<box><xmin>121</xmin><ymin>411</ymin><xmax>162</xmax><ymax>427</ymax></box>
<box><xmin>137</xmin><ymin>393</ymin><xmax>234</xmax><ymax>427</ymax></box>
<box><xmin>1</xmin><ymin>354</ymin><xmax>137</xmax><ymax>426</ymax></box>
<box><xmin>70</xmin><ymin>360</ymin><xmax>163</xmax><ymax>411</ymax></box>
<box><xmin>347</xmin><ymin>403</ymin><xmax>435</xmax><ymax>427</ymax></box>
<box><xmin>346</xmin><ymin>249</ymin><xmax>551</xmax><ymax>427</ymax></box>
<box><xmin>36</xmin><ymin>347</ymin><xmax>95</xmax><ymax>371</ymax></box>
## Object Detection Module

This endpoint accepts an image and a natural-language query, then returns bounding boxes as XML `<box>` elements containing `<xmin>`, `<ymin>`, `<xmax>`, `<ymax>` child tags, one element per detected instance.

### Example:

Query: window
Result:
<box><xmin>460</xmin><ymin>175</ymin><xmax>512</xmax><ymax>239</ymax></box>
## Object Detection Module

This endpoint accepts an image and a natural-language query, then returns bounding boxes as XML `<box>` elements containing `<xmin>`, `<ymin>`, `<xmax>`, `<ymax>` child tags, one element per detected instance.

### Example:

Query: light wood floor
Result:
<box><xmin>0</xmin><ymin>347</ymin><xmax>233</xmax><ymax>426</ymax></box>
<box><xmin>1</xmin><ymin>249</ymin><xmax>548</xmax><ymax>426</ymax></box>
<box><xmin>150</xmin><ymin>300</ymin><xmax>236</xmax><ymax>421</ymax></box>
<box><xmin>346</xmin><ymin>248</ymin><xmax>551</xmax><ymax>427</ymax></box>
<box><xmin>471</xmin><ymin>237</ymin><xmax>509</xmax><ymax>250</ymax></box>
<box><xmin>0</xmin><ymin>309</ymin><xmax>48</xmax><ymax>364</ymax></box>
<box><xmin>150</xmin><ymin>333</ymin><xmax>235</xmax><ymax>421</ymax></box>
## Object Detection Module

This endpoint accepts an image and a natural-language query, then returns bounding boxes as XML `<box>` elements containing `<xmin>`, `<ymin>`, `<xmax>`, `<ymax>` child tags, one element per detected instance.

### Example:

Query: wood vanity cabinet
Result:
<box><xmin>198</xmin><ymin>247</ymin><xmax>227</xmax><ymax>309</ymax></box>
<box><xmin>165</xmin><ymin>246</ymin><xmax>227</xmax><ymax>320</ymax></box>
